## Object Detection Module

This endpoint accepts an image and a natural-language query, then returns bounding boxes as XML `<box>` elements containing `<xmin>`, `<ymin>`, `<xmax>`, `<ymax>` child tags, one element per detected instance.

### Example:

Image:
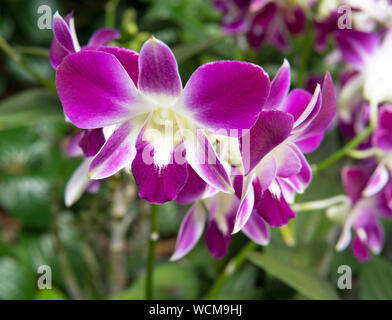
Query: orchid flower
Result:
<box><xmin>64</xmin><ymin>129</ymin><xmax>106</xmax><ymax>206</ymax></box>
<box><xmin>50</xmin><ymin>11</ymin><xmax>120</xmax><ymax>69</ymax></box>
<box><xmin>214</xmin><ymin>0</ymin><xmax>307</xmax><ymax>50</ymax></box>
<box><xmin>335</xmin><ymin>163</ymin><xmax>392</xmax><ymax>262</ymax></box>
<box><xmin>171</xmin><ymin>174</ymin><xmax>270</xmax><ymax>260</ymax></box>
<box><xmin>335</xmin><ymin>28</ymin><xmax>392</xmax><ymax>111</ymax></box>
<box><xmin>232</xmin><ymin>60</ymin><xmax>336</xmax><ymax>233</ymax></box>
<box><xmin>55</xmin><ymin>37</ymin><xmax>270</xmax><ymax>204</ymax></box>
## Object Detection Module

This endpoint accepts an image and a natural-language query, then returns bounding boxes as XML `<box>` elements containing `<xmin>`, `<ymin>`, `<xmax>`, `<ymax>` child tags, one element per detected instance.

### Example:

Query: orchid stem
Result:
<box><xmin>0</xmin><ymin>35</ymin><xmax>55</xmax><ymax>91</ymax></box>
<box><xmin>146</xmin><ymin>204</ymin><xmax>159</xmax><ymax>300</ymax></box>
<box><xmin>205</xmin><ymin>241</ymin><xmax>258</xmax><ymax>299</ymax></box>
<box><xmin>291</xmin><ymin>195</ymin><xmax>349</xmax><ymax>212</ymax></box>
<box><xmin>314</xmin><ymin>125</ymin><xmax>374</xmax><ymax>174</ymax></box>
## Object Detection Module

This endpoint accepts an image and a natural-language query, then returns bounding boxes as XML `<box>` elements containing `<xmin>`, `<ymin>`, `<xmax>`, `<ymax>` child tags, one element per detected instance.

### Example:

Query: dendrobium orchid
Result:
<box><xmin>65</xmin><ymin>129</ymin><xmax>106</xmax><ymax>206</ymax></box>
<box><xmin>55</xmin><ymin>37</ymin><xmax>270</xmax><ymax>204</ymax></box>
<box><xmin>50</xmin><ymin>11</ymin><xmax>119</xmax><ymax>69</ymax></box>
<box><xmin>214</xmin><ymin>0</ymin><xmax>307</xmax><ymax>50</ymax></box>
<box><xmin>233</xmin><ymin>60</ymin><xmax>336</xmax><ymax>233</ymax></box>
<box><xmin>171</xmin><ymin>173</ymin><xmax>270</xmax><ymax>260</ymax></box>
<box><xmin>335</xmin><ymin>162</ymin><xmax>392</xmax><ymax>262</ymax></box>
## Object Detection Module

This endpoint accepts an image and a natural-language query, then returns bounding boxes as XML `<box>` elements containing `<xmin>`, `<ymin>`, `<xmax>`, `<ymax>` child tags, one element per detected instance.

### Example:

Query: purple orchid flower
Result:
<box><xmin>232</xmin><ymin>60</ymin><xmax>336</xmax><ymax>233</ymax></box>
<box><xmin>171</xmin><ymin>177</ymin><xmax>270</xmax><ymax>260</ymax></box>
<box><xmin>50</xmin><ymin>11</ymin><xmax>120</xmax><ymax>69</ymax></box>
<box><xmin>55</xmin><ymin>37</ymin><xmax>270</xmax><ymax>204</ymax></box>
<box><xmin>64</xmin><ymin>128</ymin><xmax>106</xmax><ymax>206</ymax></box>
<box><xmin>336</xmin><ymin>162</ymin><xmax>392</xmax><ymax>262</ymax></box>
<box><xmin>246</xmin><ymin>1</ymin><xmax>306</xmax><ymax>50</ymax></box>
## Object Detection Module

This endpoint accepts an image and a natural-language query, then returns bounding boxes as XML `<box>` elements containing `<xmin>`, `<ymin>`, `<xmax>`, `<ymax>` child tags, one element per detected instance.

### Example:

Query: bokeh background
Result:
<box><xmin>0</xmin><ymin>0</ymin><xmax>391</xmax><ymax>300</ymax></box>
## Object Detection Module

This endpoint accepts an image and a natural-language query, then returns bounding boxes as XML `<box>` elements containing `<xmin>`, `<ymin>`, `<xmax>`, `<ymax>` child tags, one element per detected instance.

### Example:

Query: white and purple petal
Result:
<box><xmin>56</xmin><ymin>50</ymin><xmax>141</xmax><ymax>129</ymax></box>
<box><xmin>170</xmin><ymin>203</ymin><xmax>206</xmax><ymax>261</ymax></box>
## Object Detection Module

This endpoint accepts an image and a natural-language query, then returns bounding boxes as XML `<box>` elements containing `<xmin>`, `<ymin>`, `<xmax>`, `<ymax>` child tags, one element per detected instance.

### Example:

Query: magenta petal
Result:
<box><xmin>297</xmin><ymin>73</ymin><xmax>336</xmax><ymax>140</ymax></box>
<box><xmin>342</xmin><ymin>166</ymin><xmax>370</xmax><ymax>203</ymax></box>
<box><xmin>66</xmin><ymin>131</ymin><xmax>84</xmax><ymax>157</ymax></box>
<box><xmin>274</xmin><ymin>143</ymin><xmax>301</xmax><ymax>178</ymax></box>
<box><xmin>53</xmin><ymin>12</ymin><xmax>75</xmax><ymax>53</ymax></box>
<box><xmin>285</xmin><ymin>6</ymin><xmax>306</xmax><ymax>35</ymax></box>
<box><xmin>257</xmin><ymin>185</ymin><xmax>296</xmax><ymax>227</ymax></box>
<box><xmin>373</xmin><ymin>104</ymin><xmax>392</xmax><ymax>151</ymax></box>
<box><xmin>264</xmin><ymin>59</ymin><xmax>291</xmax><ymax>110</ymax></box>
<box><xmin>363</xmin><ymin>164</ymin><xmax>389</xmax><ymax>197</ymax></box>
<box><xmin>138</xmin><ymin>38</ymin><xmax>182</xmax><ymax>99</ymax></box>
<box><xmin>89</xmin><ymin>122</ymin><xmax>136</xmax><ymax>179</ymax></box>
<box><xmin>79</xmin><ymin>129</ymin><xmax>105</xmax><ymax>157</ymax></box>
<box><xmin>255</xmin><ymin>153</ymin><xmax>277</xmax><ymax>191</ymax></box>
<box><xmin>56</xmin><ymin>51</ymin><xmax>140</xmax><ymax>129</ymax></box>
<box><xmin>242</xmin><ymin>210</ymin><xmax>270</xmax><ymax>245</ymax></box>
<box><xmin>176</xmin><ymin>166</ymin><xmax>207</xmax><ymax>205</ymax></box>
<box><xmin>132</xmin><ymin>142</ymin><xmax>188</xmax><ymax>204</ymax></box>
<box><xmin>179</xmin><ymin>122</ymin><xmax>233</xmax><ymax>193</ymax></box>
<box><xmin>285</xmin><ymin>145</ymin><xmax>312</xmax><ymax>193</ymax></box>
<box><xmin>241</xmin><ymin>110</ymin><xmax>293</xmax><ymax>175</ymax></box>
<box><xmin>295</xmin><ymin>133</ymin><xmax>324</xmax><ymax>154</ymax></box>
<box><xmin>281</xmin><ymin>89</ymin><xmax>312</xmax><ymax>122</ymax></box>
<box><xmin>183</xmin><ymin>61</ymin><xmax>270</xmax><ymax>132</ymax></box>
<box><xmin>351</xmin><ymin>235</ymin><xmax>371</xmax><ymax>262</ymax></box>
<box><xmin>233</xmin><ymin>175</ymin><xmax>255</xmax><ymax>234</ymax></box>
<box><xmin>88</xmin><ymin>28</ymin><xmax>120</xmax><ymax>47</ymax></box>
<box><xmin>205</xmin><ymin>209</ymin><xmax>235</xmax><ymax>259</ymax></box>
<box><xmin>98</xmin><ymin>47</ymin><xmax>139</xmax><ymax>86</ymax></box>
<box><xmin>353</xmin><ymin>204</ymin><xmax>385</xmax><ymax>254</ymax></box>
<box><xmin>50</xmin><ymin>38</ymin><xmax>70</xmax><ymax>69</ymax></box>
<box><xmin>170</xmin><ymin>203</ymin><xmax>206</xmax><ymax>261</ymax></box>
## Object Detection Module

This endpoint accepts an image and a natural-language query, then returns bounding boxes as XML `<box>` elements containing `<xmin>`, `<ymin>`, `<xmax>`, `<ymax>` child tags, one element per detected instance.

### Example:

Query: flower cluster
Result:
<box><xmin>52</xmin><ymin>11</ymin><xmax>336</xmax><ymax>260</ymax></box>
<box><xmin>314</xmin><ymin>1</ymin><xmax>392</xmax><ymax>261</ymax></box>
<box><xmin>214</xmin><ymin>0</ymin><xmax>307</xmax><ymax>50</ymax></box>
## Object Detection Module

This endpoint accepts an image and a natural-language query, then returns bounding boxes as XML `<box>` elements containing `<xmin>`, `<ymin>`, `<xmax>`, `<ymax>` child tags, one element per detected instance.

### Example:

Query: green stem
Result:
<box><xmin>146</xmin><ymin>204</ymin><xmax>159</xmax><ymax>300</ymax></box>
<box><xmin>105</xmin><ymin>0</ymin><xmax>120</xmax><ymax>28</ymax></box>
<box><xmin>0</xmin><ymin>35</ymin><xmax>55</xmax><ymax>91</ymax></box>
<box><xmin>205</xmin><ymin>241</ymin><xmax>258</xmax><ymax>299</ymax></box>
<box><xmin>315</xmin><ymin>125</ymin><xmax>374</xmax><ymax>174</ymax></box>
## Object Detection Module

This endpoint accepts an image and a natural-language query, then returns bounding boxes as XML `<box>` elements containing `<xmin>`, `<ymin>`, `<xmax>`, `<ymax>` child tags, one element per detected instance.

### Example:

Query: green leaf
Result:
<box><xmin>0</xmin><ymin>257</ymin><xmax>35</xmax><ymax>300</ymax></box>
<box><xmin>35</xmin><ymin>288</ymin><xmax>67</xmax><ymax>300</ymax></box>
<box><xmin>247</xmin><ymin>251</ymin><xmax>340</xmax><ymax>300</ymax></box>
<box><xmin>112</xmin><ymin>263</ymin><xmax>200</xmax><ymax>300</ymax></box>
<box><xmin>359</xmin><ymin>256</ymin><xmax>392</xmax><ymax>300</ymax></box>
<box><xmin>0</xmin><ymin>89</ymin><xmax>63</xmax><ymax>130</ymax></box>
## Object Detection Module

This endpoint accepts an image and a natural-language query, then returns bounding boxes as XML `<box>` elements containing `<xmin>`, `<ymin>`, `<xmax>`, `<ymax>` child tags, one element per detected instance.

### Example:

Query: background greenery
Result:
<box><xmin>0</xmin><ymin>0</ymin><xmax>391</xmax><ymax>300</ymax></box>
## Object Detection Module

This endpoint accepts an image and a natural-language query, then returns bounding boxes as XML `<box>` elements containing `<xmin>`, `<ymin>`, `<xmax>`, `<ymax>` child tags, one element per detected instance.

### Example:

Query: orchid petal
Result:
<box><xmin>264</xmin><ymin>59</ymin><xmax>291</xmax><ymax>110</ymax></box>
<box><xmin>242</xmin><ymin>211</ymin><xmax>270</xmax><ymax>245</ymax></box>
<box><xmin>65</xmin><ymin>159</ymin><xmax>91</xmax><ymax>207</ymax></box>
<box><xmin>178</xmin><ymin>117</ymin><xmax>233</xmax><ymax>193</ymax></box>
<box><xmin>88</xmin><ymin>28</ymin><xmax>120</xmax><ymax>47</ymax></box>
<box><xmin>241</xmin><ymin>110</ymin><xmax>293</xmax><ymax>175</ymax></box>
<box><xmin>132</xmin><ymin>142</ymin><xmax>188</xmax><ymax>204</ymax></box>
<box><xmin>97</xmin><ymin>47</ymin><xmax>139</xmax><ymax>86</ymax></box>
<box><xmin>53</xmin><ymin>12</ymin><xmax>75</xmax><ymax>53</ymax></box>
<box><xmin>257</xmin><ymin>182</ymin><xmax>296</xmax><ymax>227</ymax></box>
<box><xmin>363</xmin><ymin>163</ymin><xmax>389</xmax><ymax>197</ymax></box>
<box><xmin>176</xmin><ymin>166</ymin><xmax>207</xmax><ymax>205</ymax></box>
<box><xmin>233</xmin><ymin>174</ymin><xmax>255</xmax><ymax>234</ymax></box>
<box><xmin>89</xmin><ymin>120</ymin><xmax>141</xmax><ymax>179</ymax></box>
<box><xmin>56</xmin><ymin>50</ymin><xmax>141</xmax><ymax>129</ymax></box>
<box><xmin>373</xmin><ymin>104</ymin><xmax>392</xmax><ymax>151</ymax></box>
<box><xmin>138</xmin><ymin>38</ymin><xmax>182</xmax><ymax>101</ymax></box>
<box><xmin>273</xmin><ymin>143</ymin><xmax>301</xmax><ymax>178</ymax></box>
<box><xmin>182</xmin><ymin>61</ymin><xmax>270</xmax><ymax>133</ymax></box>
<box><xmin>170</xmin><ymin>203</ymin><xmax>206</xmax><ymax>261</ymax></box>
